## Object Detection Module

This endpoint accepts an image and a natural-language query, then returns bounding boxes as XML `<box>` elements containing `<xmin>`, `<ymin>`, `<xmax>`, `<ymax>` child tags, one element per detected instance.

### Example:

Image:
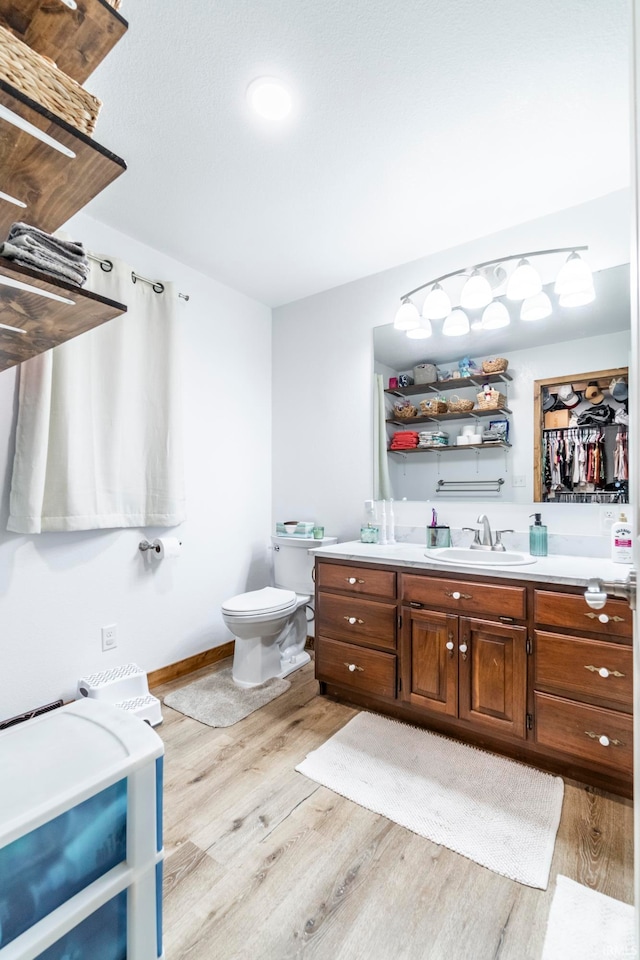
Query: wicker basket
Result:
<box><xmin>419</xmin><ymin>398</ymin><xmax>448</xmax><ymax>415</ymax></box>
<box><xmin>482</xmin><ymin>358</ymin><xmax>509</xmax><ymax>374</ymax></box>
<box><xmin>447</xmin><ymin>396</ymin><xmax>474</xmax><ymax>414</ymax></box>
<box><xmin>393</xmin><ymin>404</ymin><xmax>417</xmax><ymax>419</ymax></box>
<box><xmin>0</xmin><ymin>25</ymin><xmax>102</xmax><ymax>135</ymax></box>
<box><xmin>476</xmin><ymin>389</ymin><xmax>507</xmax><ymax>410</ymax></box>
<box><xmin>106</xmin><ymin>0</ymin><xmax>123</xmax><ymax>7</ymax></box>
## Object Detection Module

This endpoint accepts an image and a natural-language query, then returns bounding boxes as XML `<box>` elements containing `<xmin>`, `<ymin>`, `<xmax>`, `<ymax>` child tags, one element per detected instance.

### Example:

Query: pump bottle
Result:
<box><xmin>529</xmin><ymin>513</ymin><xmax>548</xmax><ymax>557</ymax></box>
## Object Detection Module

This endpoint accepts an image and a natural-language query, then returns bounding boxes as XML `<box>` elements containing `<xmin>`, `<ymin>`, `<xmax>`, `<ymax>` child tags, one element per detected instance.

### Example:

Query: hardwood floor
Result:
<box><xmin>153</xmin><ymin>658</ymin><xmax>633</xmax><ymax>960</ymax></box>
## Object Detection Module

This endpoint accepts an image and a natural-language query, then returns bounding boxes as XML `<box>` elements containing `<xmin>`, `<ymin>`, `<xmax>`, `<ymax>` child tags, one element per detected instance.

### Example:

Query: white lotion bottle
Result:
<box><xmin>386</xmin><ymin>499</ymin><xmax>396</xmax><ymax>544</ymax></box>
<box><xmin>376</xmin><ymin>500</ymin><xmax>388</xmax><ymax>545</ymax></box>
<box><xmin>611</xmin><ymin>512</ymin><xmax>633</xmax><ymax>563</ymax></box>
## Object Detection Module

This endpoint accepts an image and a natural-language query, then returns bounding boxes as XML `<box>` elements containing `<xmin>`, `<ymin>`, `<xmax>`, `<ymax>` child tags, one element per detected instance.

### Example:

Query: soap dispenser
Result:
<box><xmin>529</xmin><ymin>513</ymin><xmax>548</xmax><ymax>557</ymax></box>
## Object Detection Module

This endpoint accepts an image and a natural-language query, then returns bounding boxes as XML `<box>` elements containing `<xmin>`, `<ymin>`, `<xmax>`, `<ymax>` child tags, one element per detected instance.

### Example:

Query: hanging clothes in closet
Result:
<box><xmin>543</xmin><ymin>427</ymin><xmax>608</xmax><ymax>498</ymax></box>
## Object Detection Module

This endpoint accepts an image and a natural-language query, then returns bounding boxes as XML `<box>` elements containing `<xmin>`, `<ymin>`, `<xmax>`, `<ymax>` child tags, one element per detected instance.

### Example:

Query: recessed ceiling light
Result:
<box><xmin>246</xmin><ymin>77</ymin><xmax>292</xmax><ymax>121</ymax></box>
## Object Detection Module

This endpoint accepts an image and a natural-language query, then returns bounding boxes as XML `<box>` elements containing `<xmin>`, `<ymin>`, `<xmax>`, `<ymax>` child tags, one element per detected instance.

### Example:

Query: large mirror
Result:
<box><xmin>374</xmin><ymin>261</ymin><xmax>630</xmax><ymax>503</ymax></box>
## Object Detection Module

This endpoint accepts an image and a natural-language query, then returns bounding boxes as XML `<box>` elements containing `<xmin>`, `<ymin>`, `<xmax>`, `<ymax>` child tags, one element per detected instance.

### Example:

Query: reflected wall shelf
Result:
<box><xmin>0</xmin><ymin>259</ymin><xmax>126</xmax><ymax>371</ymax></box>
<box><xmin>385</xmin><ymin>371</ymin><xmax>512</xmax><ymax>398</ymax></box>
<box><xmin>0</xmin><ymin>81</ymin><xmax>126</xmax><ymax>239</ymax></box>
<box><xmin>389</xmin><ymin>441</ymin><xmax>511</xmax><ymax>455</ymax></box>
<box><xmin>0</xmin><ymin>0</ymin><xmax>128</xmax><ymax>83</ymax></box>
<box><xmin>386</xmin><ymin>407</ymin><xmax>512</xmax><ymax>427</ymax></box>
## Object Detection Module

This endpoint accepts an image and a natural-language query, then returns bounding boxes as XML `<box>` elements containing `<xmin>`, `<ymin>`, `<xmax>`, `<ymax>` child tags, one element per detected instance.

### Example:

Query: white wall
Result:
<box><xmin>0</xmin><ymin>212</ymin><xmax>272</xmax><ymax>721</ymax></box>
<box><xmin>272</xmin><ymin>191</ymin><xmax>630</xmax><ymax>543</ymax></box>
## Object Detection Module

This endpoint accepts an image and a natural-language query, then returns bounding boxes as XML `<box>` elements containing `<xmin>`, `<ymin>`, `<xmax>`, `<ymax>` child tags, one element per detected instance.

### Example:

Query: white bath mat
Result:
<box><xmin>296</xmin><ymin>711</ymin><xmax>564</xmax><ymax>888</ymax></box>
<box><xmin>163</xmin><ymin>666</ymin><xmax>290</xmax><ymax>727</ymax></box>
<box><xmin>542</xmin><ymin>875</ymin><xmax>635</xmax><ymax>960</ymax></box>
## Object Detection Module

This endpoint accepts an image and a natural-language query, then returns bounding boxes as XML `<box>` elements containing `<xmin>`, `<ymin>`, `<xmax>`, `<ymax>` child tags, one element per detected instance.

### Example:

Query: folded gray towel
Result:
<box><xmin>7</xmin><ymin>236</ymin><xmax>89</xmax><ymax>281</ymax></box>
<box><xmin>0</xmin><ymin>242</ymin><xmax>88</xmax><ymax>287</ymax></box>
<box><xmin>8</xmin><ymin>222</ymin><xmax>87</xmax><ymax>265</ymax></box>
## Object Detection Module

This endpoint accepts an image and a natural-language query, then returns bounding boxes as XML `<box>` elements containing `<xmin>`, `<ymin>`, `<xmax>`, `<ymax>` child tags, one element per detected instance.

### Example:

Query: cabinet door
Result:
<box><xmin>401</xmin><ymin>609</ymin><xmax>458</xmax><ymax>717</ymax></box>
<box><xmin>458</xmin><ymin>618</ymin><xmax>527</xmax><ymax>739</ymax></box>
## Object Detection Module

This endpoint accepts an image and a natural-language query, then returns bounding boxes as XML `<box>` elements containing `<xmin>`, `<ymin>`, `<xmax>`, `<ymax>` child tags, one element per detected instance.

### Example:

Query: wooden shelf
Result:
<box><xmin>0</xmin><ymin>259</ymin><xmax>126</xmax><ymax>371</ymax></box>
<box><xmin>389</xmin><ymin>441</ymin><xmax>511</xmax><ymax>454</ymax></box>
<box><xmin>0</xmin><ymin>81</ymin><xmax>126</xmax><ymax>239</ymax></box>
<box><xmin>387</xmin><ymin>408</ymin><xmax>511</xmax><ymax>426</ymax></box>
<box><xmin>385</xmin><ymin>371</ymin><xmax>512</xmax><ymax>398</ymax></box>
<box><xmin>0</xmin><ymin>0</ymin><xmax>128</xmax><ymax>83</ymax></box>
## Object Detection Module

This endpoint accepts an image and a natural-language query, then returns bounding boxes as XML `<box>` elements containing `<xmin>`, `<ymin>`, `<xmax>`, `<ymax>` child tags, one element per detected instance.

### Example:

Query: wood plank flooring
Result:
<box><xmin>153</xmin><ymin>658</ymin><xmax>633</xmax><ymax>960</ymax></box>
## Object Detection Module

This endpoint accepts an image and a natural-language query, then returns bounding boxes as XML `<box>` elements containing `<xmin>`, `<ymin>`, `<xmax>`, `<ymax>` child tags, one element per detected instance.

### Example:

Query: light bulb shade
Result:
<box><xmin>520</xmin><ymin>291</ymin><xmax>552</xmax><ymax>322</ymax></box>
<box><xmin>394</xmin><ymin>298</ymin><xmax>420</xmax><ymax>330</ymax></box>
<box><xmin>406</xmin><ymin>318</ymin><xmax>433</xmax><ymax>339</ymax></box>
<box><xmin>460</xmin><ymin>270</ymin><xmax>493</xmax><ymax>310</ymax></box>
<box><xmin>442</xmin><ymin>308</ymin><xmax>470</xmax><ymax>337</ymax></box>
<box><xmin>554</xmin><ymin>252</ymin><xmax>593</xmax><ymax>296</ymax></box>
<box><xmin>506</xmin><ymin>259</ymin><xmax>542</xmax><ymax>300</ymax></box>
<box><xmin>481</xmin><ymin>301</ymin><xmax>510</xmax><ymax>330</ymax></box>
<box><xmin>422</xmin><ymin>283</ymin><xmax>451</xmax><ymax>320</ymax></box>
<box><xmin>559</xmin><ymin>286</ymin><xmax>595</xmax><ymax>308</ymax></box>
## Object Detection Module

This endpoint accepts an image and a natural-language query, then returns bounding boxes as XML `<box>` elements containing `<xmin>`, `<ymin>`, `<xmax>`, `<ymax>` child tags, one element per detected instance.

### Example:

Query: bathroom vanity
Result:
<box><xmin>313</xmin><ymin>544</ymin><xmax>633</xmax><ymax>797</ymax></box>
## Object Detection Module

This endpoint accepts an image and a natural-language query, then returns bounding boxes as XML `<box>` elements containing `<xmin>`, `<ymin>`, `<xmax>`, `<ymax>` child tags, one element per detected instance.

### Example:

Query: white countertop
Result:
<box><xmin>310</xmin><ymin>541</ymin><xmax>631</xmax><ymax>587</ymax></box>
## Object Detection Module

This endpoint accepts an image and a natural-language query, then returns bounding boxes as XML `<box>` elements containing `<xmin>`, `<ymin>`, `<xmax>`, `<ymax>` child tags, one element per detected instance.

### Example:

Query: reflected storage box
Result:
<box><xmin>0</xmin><ymin>699</ymin><xmax>164</xmax><ymax>959</ymax></box>
<box><xmin>544</xmin><ymin>409</ymin><xmax>571</xmax><ymax>429</ymax></box>
<box><xmin>276</xmin><ymin>521</ymin><xmax>315</xmax><ymax>536</ymax></box>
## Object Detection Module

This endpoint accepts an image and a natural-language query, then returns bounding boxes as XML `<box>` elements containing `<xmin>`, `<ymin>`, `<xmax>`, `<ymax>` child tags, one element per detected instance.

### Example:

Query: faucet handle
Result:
<box><xmin>462</xmin><ymin>527</ymin><xmax>482</xmax><ymax>546</ymax></box>
<box><xmin>493</xmin><ymin>529</ymin><xmax>515</xmax><ymax>551</ymax></box>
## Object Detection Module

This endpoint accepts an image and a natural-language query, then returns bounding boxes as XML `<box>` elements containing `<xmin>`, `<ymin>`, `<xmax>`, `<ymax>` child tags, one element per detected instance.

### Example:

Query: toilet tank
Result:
<box><xmin>271</xmin><ymin>535</ymin><xmax>337</xmax><ymax>595</ymax></box>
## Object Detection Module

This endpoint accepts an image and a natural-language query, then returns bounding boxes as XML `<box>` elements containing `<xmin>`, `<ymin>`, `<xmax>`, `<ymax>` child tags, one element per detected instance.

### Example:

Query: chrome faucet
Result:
<box><xmin>477</xmin><ymin>514</ymin><xmax>493</xmax><ymax>548</ymax></box>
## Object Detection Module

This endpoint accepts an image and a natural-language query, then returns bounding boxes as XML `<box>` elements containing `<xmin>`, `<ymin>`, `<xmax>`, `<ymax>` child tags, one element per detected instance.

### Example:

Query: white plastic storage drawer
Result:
<box><xmin>0</xmin><ymin>699</ymin><xmax>164</xmax><ymax>960</ymax></box>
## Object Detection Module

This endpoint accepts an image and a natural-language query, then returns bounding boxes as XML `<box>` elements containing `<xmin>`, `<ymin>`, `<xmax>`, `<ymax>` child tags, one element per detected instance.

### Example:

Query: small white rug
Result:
<box><xmin>163</xmin><ymin>666</ymin><xmax>290</xmax><ymax>727</ymax></box>
<box><xmin>295</xmin><ymin>712</ymin><xmax>564</xmax><ymax>888</ymax></box>
<box><xmin>542</xmin><ymin>876</ymin><xmax>635</xmax><ymax>960</ymax></box>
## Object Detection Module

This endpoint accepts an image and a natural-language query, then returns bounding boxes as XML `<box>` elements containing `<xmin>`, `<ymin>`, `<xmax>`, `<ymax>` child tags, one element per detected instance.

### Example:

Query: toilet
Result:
<box><xmin>222</xmin><ymin>534</ymin><xmax>337</xmax><ymax>688</ymax></box>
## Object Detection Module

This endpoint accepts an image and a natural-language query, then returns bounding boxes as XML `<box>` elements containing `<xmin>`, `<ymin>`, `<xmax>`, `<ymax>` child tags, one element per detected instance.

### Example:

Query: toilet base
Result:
<box><xmin>233</xmin><ymin>648</ymin><xmax>310</xmax><ymax>689</ymax></box>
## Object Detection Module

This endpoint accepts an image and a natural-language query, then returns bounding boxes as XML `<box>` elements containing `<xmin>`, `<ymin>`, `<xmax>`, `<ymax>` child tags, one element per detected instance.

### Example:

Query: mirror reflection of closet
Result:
<box><xmin>533</xmin><ymin>367</ymin><xmax>629</xmax><ymax>503</ymax></box>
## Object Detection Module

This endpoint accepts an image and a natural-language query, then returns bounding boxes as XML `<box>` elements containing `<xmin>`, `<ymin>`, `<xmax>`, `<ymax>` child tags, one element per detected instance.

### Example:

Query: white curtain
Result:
<box><xmin>7</xmin><ymin>255</ymin><xmax>186</xmax><ymax>533</ymax></box>
<box><xmin>373</xmin><ymin>373</ymin><xmax>393</xmax><ymax>500</ymax></box>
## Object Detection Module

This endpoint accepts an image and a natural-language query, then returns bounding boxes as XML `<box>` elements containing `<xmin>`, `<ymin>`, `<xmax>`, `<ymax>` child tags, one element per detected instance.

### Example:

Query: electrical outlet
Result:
<box><xmin>601</xmin><ymin>508</ymin><xmax>616</xmax><ymax>534</ymax></box>
<box><xmin>101</xmin><ymin>624</ymin><xmax>117</xmax><ymax>651</ymax></box>
<box><xmin>512</xmin><ymin>476</ymin><xmax>526</xmax><ymax>488</ymax></box>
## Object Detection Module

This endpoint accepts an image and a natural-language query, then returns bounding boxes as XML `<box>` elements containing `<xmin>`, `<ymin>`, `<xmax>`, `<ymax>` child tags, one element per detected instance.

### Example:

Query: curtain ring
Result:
<box><xmin>100</xmin><ymin>259</ymin><xmax>113</xmax><ymax>273</ymax></box>
<box><xmin>152</xmin><ymin>282</ymin><xmax>165</xmax><ymax>294</ymax></box>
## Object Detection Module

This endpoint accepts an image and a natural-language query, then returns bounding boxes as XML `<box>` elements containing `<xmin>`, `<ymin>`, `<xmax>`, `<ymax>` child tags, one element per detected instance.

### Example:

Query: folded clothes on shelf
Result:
<box><xmin>0</xmin><ymin>222</ymin><xmax>90</xmax><ymax>287</ymax></box>
<box><xmin>390</xmin><ymin>430</ymin><xmax>419</xmax><ymax>450</ymax></box>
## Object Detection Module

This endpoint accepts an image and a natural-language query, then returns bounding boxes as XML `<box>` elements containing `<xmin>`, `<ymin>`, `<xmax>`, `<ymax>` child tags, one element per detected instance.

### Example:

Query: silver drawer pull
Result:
<box><xmin>584</xmin><ymin>730</ymin><xmax>623</xmax><ymax>747</ymax></box>
<box><xmin>446</xmin><ymin>590</ymin><xmax>472</xmax><ymax>600</ymax></box>
<box><xmin>584</xmin><ymin>612</ymin><xmax>625</xmax><ymax>623</ymax></box>
<box><xmin>346</xmin><ymin>577</ymin><xmax>365</xmax><ymax>584</ymax></box>
<box><xmin>343</xmin><ymin>616</ymin><xmax>364</xmax><ymax>625</ymax></box>
<box><xmin>344</xmin><ymin>662</ymin><xmax>364</xmax><ymax>673</ymax></box>
<box><xmin>584</xmin><ymin>664</ymin><xmax>625</xmax><ymax>679</ymax></box>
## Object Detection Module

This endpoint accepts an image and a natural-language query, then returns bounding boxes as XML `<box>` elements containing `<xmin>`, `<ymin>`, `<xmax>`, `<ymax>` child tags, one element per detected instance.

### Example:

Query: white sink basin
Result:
<box><xmin>424</xmin><ymin>547</ymin><xmax>537</xmax><ymax>566</ymax></box>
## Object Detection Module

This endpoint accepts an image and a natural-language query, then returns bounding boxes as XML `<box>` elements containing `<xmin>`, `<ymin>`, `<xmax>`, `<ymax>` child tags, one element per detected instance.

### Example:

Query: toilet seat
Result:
<box><xmin>222</xmin><ymin>586</ymin><xmax>297</xmax><ymax>618</ymax></box>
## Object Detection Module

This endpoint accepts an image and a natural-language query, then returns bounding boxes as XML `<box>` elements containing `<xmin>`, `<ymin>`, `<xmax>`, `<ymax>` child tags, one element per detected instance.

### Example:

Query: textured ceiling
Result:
<box><xmin>85</xmin><ymin>0</ymin><xmax>630</xmax><ymax>306</ymax></box>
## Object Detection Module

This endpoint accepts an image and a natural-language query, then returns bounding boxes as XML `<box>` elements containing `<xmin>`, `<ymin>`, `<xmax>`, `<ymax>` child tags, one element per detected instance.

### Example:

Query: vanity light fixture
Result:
<box><xmin>406</xmin><ymin>318</ymin><xmax>433</xmax><ymax>339</ymax></box>
<box><xmin>442</xmin><ymin>308</ymin><xmax>470</xmax><ymax>337</ymax></box>
<box><xmin>394</xmin><ymin>245</ymin><xmax>591</xmax><ymax>340</ymax></box>
<box><xmin>481</xmin><ymin>300</ymin><xmax>510</xmax><ymax>330</ymax></box>
<box><xmin>422</xmin><ymin>282</ymin><xmax>451</xmax><ymax>320</ymax></box>
<box><xmin>521</xmin><ymin>291</ymin><xmax>552</xmax><ymax>322</ymax></box>
<box><xmin>246</xmin><ymin>77</ymin><xmax>293</xmax><ymax>121</ymax></box>
<box><xmin>505</xmin><ymin>258</ymin><xmax>542</xmax><ymax>301</ymax></box>
<box><xmin>394</xmin><ymin>297</ymin><xmax>420</xmax><ymax>331</ymax></box>
<box><xmin>460</xmin><ymin>269</ymin><xmax>493</xmax><ymax>310</ymax></box>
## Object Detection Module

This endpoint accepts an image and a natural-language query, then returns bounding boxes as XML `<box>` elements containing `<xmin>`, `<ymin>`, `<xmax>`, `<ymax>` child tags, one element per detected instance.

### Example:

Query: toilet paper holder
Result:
<box><xmin>138</xmin><ymin>539</ymin><xmax>182</xmax><ymax>554</ymax></box>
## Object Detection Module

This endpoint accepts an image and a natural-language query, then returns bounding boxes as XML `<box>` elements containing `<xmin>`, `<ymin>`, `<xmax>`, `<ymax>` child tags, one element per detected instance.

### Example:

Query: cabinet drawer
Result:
<box><xmin>535</xmin><ymin>631</ymin><xmax>632</xmax><ymax>710</ymax></box>
<box><xmin>316</xmin><ymin>593</ymin><xmax>396</xmax><ymax>650</ymax></box>
<box><xmin>534</xmin><ymin>590</ymin><xmax>631</xmax><ymax>639</ymax></box>
<box><xmin>401</xmin><ymin>574</ymin><xmax>526</xmax><ymax>621</ymax></box>
<box><xmin>316</xmin><ymin>636</ymin><xmax>396</xmax><ymax>699</ymax></box>
<box><xmin>317</xmin><ymin>562</ymin><xmax>396</xmax><ymax>598</ymax></box>
<box><xmin>534</xmin><ymin>692</ymin><xmax>632</xmax><ymax>776</ymax></box>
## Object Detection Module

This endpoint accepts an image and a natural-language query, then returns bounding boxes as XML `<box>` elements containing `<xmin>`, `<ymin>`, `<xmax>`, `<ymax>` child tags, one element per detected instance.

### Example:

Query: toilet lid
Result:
<box><xmin>222</xmin><ymin>586</ymin><xmax>297</xmax><ymax>617</ymax></box>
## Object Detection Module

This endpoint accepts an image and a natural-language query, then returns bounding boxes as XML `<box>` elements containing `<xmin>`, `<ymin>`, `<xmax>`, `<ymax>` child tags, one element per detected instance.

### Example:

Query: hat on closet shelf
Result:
<box><xmin>584</xmin><ymin>381</ymin><xmax>604</xmax><ymax>404</ymax></box>
<box><xmin>542</xmin><ymin>387</ymin><xmax>556</xmax><ymax>411</ymax></box>
<box><xmin>557</xmin><ymin>384</ymin><xmax>581</xmax><ymax>409</ymax></box>
<box><xmin>609</xmin><ymin>377</ymin><xmax>628</xmax><ymax>401</ymax></box>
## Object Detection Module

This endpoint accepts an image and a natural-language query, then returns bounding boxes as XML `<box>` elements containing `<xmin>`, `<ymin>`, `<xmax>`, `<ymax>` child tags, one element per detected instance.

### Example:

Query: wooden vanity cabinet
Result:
<box><xmin>314</xmin><ymin>557</ymin><xmax>633</xmax><ymax>797</ymax></box>
<box><xmin>400</xmin><ymin>578</ymin><xmax>527</xmax><ymax>739</ymax></box>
